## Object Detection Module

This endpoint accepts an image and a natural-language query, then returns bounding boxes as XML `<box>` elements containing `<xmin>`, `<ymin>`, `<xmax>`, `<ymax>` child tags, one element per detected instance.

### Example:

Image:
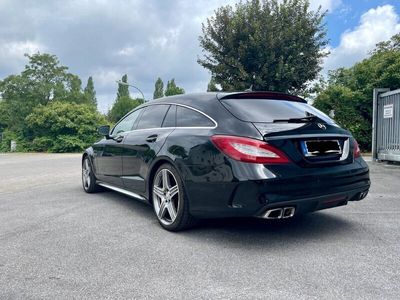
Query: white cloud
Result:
<box><xmin>92</xmin><ymin>68</ymin><xmax>121</xmax><ymax>89</ymax></box>
<box><xmin>96</xmin><ymin>93</ymin><xmax>116</xmax><ymax>113</ymax></box>
<box><xmin>310</xmin><ymin>0</ymin><xmax>342</xmax><ymax>12</ymax></box>
<box><xmin>150</xmin><ymin>27</ymin><xmax>182</xmax><ymax>50</ymax></box>
<box><xmin>116</xmin><ymin>46</ymin><xmax>137</xmax><ymax>57</ymax></box>
<box><xmin>0</xmin><ymin>40</ymin><xmax>44</xmax><ymax>58</ymax></box>
<box><xmin>324</xmin><ymin>5</ymin><xmax>400</xmax><ymax>73</ymax></box>
<box><xmin>0</xmin><ymin>40</ymin><xmax>45</xmax><ymax>71</ymax></box>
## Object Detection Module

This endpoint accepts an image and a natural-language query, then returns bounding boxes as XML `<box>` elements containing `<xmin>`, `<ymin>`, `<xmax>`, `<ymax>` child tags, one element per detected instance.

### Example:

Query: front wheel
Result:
<box><xmin>82</xmin><ymin>157</ymin><xmax>101</xmax><ymax>193</ymax></box>
<box><xmin>152</xmin><ymin>164</ymin><xmax>197</xmax><ymax>231</ymax></box>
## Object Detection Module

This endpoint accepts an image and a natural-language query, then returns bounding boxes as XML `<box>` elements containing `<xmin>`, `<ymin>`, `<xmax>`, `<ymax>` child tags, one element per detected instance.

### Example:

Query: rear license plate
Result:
<box><xmin>300</xmin><ymin>140</ymin><xmax>342</xmax><ymax>157</ymax></box>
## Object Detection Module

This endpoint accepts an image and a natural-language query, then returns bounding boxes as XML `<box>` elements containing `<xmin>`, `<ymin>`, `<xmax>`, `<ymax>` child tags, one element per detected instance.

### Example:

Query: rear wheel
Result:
<box><xmin>152</xmin><ymin>164</ymin><xmax>197</xmax><ymax>231</ymax></box>
<box><xmin>82</xmin><ymin>157</ymin><xmax>101</xmax><ymax>193</ymax></box>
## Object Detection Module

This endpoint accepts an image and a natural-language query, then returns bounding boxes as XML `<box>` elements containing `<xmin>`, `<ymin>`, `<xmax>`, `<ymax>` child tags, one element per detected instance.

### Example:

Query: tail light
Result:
<box><xmin>211</xmin><ymin>135</ymin><xmax>290</xmax><ymax>164</ymax></box>
<box><xmin>353</xmin><ymin>139</ymin><xmax>361</xmax><ymax>158</ymax></box>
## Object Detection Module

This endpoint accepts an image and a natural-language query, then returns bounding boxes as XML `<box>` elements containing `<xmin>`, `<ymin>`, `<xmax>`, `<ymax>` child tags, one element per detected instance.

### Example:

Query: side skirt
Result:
<box><xmin>97</xmin><ymin>181</ymin><xmax>149</xmax><ymax>203</ymax></box>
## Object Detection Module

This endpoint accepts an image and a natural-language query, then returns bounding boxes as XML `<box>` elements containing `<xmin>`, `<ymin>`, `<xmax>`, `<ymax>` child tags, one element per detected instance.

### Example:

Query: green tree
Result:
<box><xmin>314</xmin><ymin>33</ymin><xmax>400</xmax><ymax>150</ymax></box>
<box><xmin>153</xmin><ymin>77</ymin><xmax>164</xmax><ymax>99</ymax></box>
<box><xmin>117</xmin><ymin>74</ymin><xmax>130</xmax><ymax>99</ymax></box>
<box><xmin>0</xmin><ymin>99</ymin><xmax>9</xmax><ymax>132</ymax></box>
<box><xmin>66</xmin><ymin>75</ymin><xmax>84</xmax><ymax>104</ymax></box>
<box><xmin>198</xmin><ymin>0</ymin><xmax>328</xmax><ymax>92</ymax></box>
<box><xmin>84</xmin><ymin>76</ymin><xmax>97</xmax><ymax>107</ymax></box>
<box><xmin>314</xmin><ymin>85</ymin><xmax>368</xmax><ymax>144</ymax></box>
<box><xmin>0</xmin><ymin>53</ymin><xmax>81</xmax><ymax>132</ymax></box>
<box><xmin>207</xmin><ymin>77</ymin><xmax>220</xmax><ymax>92</ymax></box>
<box><xmin>21</xmin><ymin>53</ymin><xmax>70</xmax><ymax>104</ymax></box>
<box><xmin>108</xmin><ymin>97</ymin><xmax>142</xmax><ymax>123</ymax></box>
<box><xmin>108</xmin><ymin>74</ymin><xmax>142</xmax><ymax>123</ymax></box>
<box><xmin>25</xmin><ymin>101</ymin><xmax>107</xmax><ymax>152</ymax></box>
<box><xmin>164</xmin><ymin>79</ymin><xmax>185</xmax><ymax>96</ymax></box>
<box><xmin>0</xmin><ymin>53</ymin><xmax>105</xmax><ymax>152</ymax></box>
<box><xmin>0</xmin><ymin>75</ymin><xmax>32</xmax><ymax>132</ymax></box>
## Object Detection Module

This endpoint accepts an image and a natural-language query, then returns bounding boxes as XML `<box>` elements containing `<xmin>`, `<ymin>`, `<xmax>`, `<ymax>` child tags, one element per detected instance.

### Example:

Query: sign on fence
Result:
<box><xmin>383</xmin><ymin>104</ymin><xmax>393</xmax><ymax>119</ymax></box>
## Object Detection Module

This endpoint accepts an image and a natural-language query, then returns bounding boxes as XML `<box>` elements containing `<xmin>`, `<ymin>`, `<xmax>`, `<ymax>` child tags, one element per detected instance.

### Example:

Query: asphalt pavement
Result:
<box><xmin>0</xmin><ymin>153</ymin><xmax>399</xmax><ymax>299</ymax></box>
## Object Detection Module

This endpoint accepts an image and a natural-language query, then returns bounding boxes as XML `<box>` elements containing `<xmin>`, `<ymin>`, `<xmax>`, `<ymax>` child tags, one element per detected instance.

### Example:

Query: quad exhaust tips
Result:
<box><xmin>263</xmin><ymin>207</ymin><xmax>296</xmax><ymax>219</ymax></box>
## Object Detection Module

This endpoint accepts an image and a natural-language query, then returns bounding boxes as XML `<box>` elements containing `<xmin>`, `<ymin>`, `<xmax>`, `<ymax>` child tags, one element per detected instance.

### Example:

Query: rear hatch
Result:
<box><xmin>219</xmin><ymin>95</ymin><xmax>355</xmax><ymax>167</ymax></box>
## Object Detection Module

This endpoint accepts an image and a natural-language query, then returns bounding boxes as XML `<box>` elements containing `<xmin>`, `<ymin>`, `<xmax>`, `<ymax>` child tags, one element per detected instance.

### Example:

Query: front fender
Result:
<box><xmin>82</xmin><ymin>147</ymin><xmax>98</xmax><ymax>175</ymax></box>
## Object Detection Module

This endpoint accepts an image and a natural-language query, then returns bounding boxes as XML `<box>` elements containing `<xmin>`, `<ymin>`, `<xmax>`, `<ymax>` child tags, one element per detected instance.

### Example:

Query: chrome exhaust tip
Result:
<box><xmin>262</xmin><ymin>207</ymin><xmax>296</xmax><ymax>219</ymax></box>
<box><xmin>263</xmin><ymin>208</ymin><xmax>283</xmax><ymax>219</ymax></box>
<box><xmin>359</xmin><ymin>191</ymin><xmax>368</xmax><ymax>200</ymax></box>
<box><xmin>282</xmin><ymin>207</ymin><xmax>296</xmax><ymax>218</ymax></box>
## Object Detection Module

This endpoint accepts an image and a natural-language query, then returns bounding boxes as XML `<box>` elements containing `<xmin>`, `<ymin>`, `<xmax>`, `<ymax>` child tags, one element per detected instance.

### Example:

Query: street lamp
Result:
<box><xmin>116</xmin><ymin>80</ymin><xmax>146</xmax><ymax>102</ymax></box>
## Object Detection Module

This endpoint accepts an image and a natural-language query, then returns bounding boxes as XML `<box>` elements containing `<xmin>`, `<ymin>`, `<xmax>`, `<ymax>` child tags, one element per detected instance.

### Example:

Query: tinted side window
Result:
<box><xmin>136</xmin><ymin>105</ymin><xmax>170</xmax><ymax>129</ymax></box>
<box><xmin>176</xmin><ymin>106</ymin><xmax>215</xmax><ymax>127</ymax></box>
<box><xmin>162</xmin><ymin>105</ymin><xmax>176</xmax><ymax>127</ymax></box>
<box><xmin>112</xmin><ymin>108</ymin><xmax>143</xmax><ymax>135</ymax></box>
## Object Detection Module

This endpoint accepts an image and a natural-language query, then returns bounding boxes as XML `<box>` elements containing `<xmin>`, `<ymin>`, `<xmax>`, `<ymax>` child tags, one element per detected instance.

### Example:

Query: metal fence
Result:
<box><xmin>372</xmin><ymin>88</ymin><xmax>400</xmax><ymax>162</ymax></box>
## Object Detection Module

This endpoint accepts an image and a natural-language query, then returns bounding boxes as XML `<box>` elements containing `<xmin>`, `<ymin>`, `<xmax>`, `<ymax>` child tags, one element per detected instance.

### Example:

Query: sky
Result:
<box><xmin>0</xmin><ymin>0</ymin><xmax>400</xmax><ymax>112</ymax></box>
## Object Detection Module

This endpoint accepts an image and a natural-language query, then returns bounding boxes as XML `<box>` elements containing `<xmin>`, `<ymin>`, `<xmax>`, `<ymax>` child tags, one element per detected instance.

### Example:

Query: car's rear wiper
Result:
<box><xmin>273</xmin><ymin>115</ymin><xmax>320</xmax><ymax>123</ymax></box>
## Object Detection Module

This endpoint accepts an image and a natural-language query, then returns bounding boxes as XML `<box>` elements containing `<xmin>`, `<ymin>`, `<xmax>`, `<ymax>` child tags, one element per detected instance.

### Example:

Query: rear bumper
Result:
<box><xmin>185</xmin><ymin>160</ymin><xmax>370</xmax><ymax>219</ymax></box>
<box><xmin>255</xmin><ymin>186</ymin><xmax>369</xmax><ymax>218</ymax></box>
<box><xmin>189</xmin><ymin>183</ymin><xmax>370</xmax><ymax>218</ymax></box>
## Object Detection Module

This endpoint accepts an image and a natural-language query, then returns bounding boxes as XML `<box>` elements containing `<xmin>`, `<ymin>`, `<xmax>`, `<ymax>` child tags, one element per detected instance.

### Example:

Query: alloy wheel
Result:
<box><xmin>153</xmin><ymin>168</ymin><xmax>180</xmax><ymax>225</ymax></box>
<box><xmin>82</xmin><ymin>158</ymin><xmax>91</xmax><ymax>190</ymax></box>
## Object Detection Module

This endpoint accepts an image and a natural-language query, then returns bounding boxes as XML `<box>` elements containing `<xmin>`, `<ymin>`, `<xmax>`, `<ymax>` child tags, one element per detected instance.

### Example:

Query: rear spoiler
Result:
<box><xmin>217</xmin><ymin>91</ymin><xmax>307</xmax><ymax>103</ymax></box>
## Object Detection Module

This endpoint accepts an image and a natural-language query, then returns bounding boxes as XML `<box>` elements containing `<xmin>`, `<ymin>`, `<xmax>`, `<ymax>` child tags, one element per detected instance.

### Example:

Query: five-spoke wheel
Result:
<box><xmin>82</xmin><ymin>157</ymin><xmax>100</xmax><ymax>193</ymax></box>
<box><xmin>82</xmin><ymin>158</ymin><xmax>91</xmax><ymax>190</ymax></box>
<box><xmin>152</xmin><ymin>164</ymin><xmax>196</xmax><ymax>231</ymax></box>
<box><xmin>153</xmin><ymin>169</ymin><xmax>179</xmax><ymax>225</ymax></box>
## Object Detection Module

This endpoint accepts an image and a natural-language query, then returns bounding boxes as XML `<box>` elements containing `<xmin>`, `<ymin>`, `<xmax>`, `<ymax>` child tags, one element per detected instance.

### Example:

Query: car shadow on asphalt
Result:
<box><xmin>182</xmin><ymin>212</ymin><xmax>356</xmax><ymax>247</ymax></box>
<box><xmin>99</xmin><ymin>189</ymin><xmax>355</xmax><ymax>246</ymax></box>
<box><xmin>198</xmin><ymin>212</ymin><xmax>350</xmax><ymax>231</ymax></box>
<box><xmin>98</xmin><ymin>189</ymin><xmax>154</xmax><ymax>215</ymax></box>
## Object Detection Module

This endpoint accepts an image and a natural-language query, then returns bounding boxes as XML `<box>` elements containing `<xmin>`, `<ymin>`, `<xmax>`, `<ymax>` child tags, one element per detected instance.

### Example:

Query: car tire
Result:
<box><xmin>82</xmin><ymin>156</ymin><xmax>101</xmax><ymax>193</ymax></box>
<box><xmin>152</xmin><ymin>163</ymin><xmax>197</xmax><ymax>231</ymax></box>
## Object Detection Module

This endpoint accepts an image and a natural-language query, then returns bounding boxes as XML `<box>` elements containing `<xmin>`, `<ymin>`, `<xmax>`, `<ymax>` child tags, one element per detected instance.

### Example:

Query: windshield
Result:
<box><xmin>221</xmin><ymin>99</ymin><xmax>335</xmax><ymax>124</ymax></box>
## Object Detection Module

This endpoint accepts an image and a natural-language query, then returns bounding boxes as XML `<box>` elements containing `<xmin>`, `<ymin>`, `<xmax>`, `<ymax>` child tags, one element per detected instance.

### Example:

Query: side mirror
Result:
<box><xmin>98</xmin><ymin>125</ymin><xmax>110</xmax><ymax>138</ymax></box>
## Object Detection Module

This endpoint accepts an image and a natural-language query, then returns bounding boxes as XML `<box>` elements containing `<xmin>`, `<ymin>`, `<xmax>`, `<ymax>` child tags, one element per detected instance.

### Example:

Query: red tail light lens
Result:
<box><xmin>211</xmin><ymin>135</ymin><xmax>290</xmax><ymax>164</ymax></box>
<box><xmin>353</xmin><ymin>139</ymin><xmax>361</xmax><ymax>158</ymax></box>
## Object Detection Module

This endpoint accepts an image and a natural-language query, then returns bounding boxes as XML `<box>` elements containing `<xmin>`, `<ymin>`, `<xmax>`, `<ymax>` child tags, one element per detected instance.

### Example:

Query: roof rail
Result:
<box><xmin>217</xmin><ymin>91</ymin><xmax>306</xmax><ymax>103</ymax></box>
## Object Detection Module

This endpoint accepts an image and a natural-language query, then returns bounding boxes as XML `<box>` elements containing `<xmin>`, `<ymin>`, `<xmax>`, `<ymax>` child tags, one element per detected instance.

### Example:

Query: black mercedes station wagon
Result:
<box><xmin>82</xmin><ymin>92</ymin><xmax>370</xmax><ymax>231</ymax></box>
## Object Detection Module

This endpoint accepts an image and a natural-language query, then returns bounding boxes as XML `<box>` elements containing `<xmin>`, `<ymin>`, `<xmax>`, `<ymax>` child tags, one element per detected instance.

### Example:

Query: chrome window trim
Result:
<box><xmin>110</xmin><ymin>102</ymin><xmax>218</xmax><ymax>135</ymax></box>
<box><xmin>153</xmin><ymin>102</ymin><xmax>218</xmax><ymax>129</ymax></box>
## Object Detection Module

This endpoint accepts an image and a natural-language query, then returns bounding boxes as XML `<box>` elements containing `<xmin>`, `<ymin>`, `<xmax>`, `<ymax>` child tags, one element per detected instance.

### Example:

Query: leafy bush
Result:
<box><xmin>25</xmin><ymin>101</ymin><xmax>108</xmax><ymax>152</ymax></box>
<box><xmin>30</xmin><ymin>137</ymin><xmax>54</xmax><ymax>152</ymax></box>
<box><xmin>0</xmin><ymin>129</ymin><xmax>28</xmax><ymax>152</ymax></box>
<box><xmin>51</xmin><ymin>135</ymin><xmax>87</xmax><ymax>153</ymax></box>
<box><xmin>313</xmin><ymin>85</ymin><xmax>371</xmax><ymax>149</ymax></box>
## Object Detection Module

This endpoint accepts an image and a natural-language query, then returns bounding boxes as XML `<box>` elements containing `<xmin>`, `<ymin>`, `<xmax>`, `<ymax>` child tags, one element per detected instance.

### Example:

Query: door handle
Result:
<box><xmin>146</xmin><ymin>134</ymin><xmax>158</xmax><ymax>143</ymax></box>
<box><xmin>114</xmin><ymin>135</ymin><xmax>124</xmax><ymax>143</ymax></box>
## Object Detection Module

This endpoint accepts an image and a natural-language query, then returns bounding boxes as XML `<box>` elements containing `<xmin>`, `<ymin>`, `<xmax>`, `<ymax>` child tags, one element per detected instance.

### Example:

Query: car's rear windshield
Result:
<box><xmin>220</xmin><ymin>99</ymin><xmax>335</xmax><ymax>124</ymax></box>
